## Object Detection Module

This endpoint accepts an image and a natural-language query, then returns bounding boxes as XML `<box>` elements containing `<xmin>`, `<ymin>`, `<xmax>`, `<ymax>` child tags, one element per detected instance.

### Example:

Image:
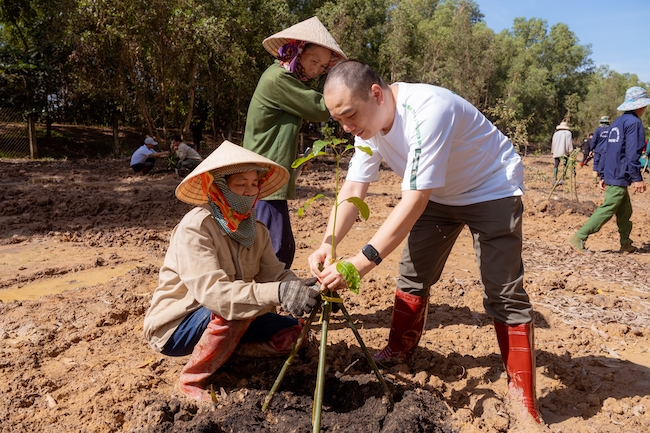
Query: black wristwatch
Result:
<box><xmin>362</xmin><ymin>244</ymin><xmax>382</xmax><ymax>265</ymax></box>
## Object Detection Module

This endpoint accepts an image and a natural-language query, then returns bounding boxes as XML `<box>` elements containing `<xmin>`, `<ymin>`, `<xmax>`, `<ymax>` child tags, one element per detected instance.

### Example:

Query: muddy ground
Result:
<box><xmin>1</xmin><ymin>142</ymin><xmax>649</xmax><ymax>433</ymax></box>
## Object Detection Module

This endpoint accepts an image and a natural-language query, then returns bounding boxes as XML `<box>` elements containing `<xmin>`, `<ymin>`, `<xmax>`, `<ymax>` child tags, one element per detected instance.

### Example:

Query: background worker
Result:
<box><xmin>569</xmin><ymin>87</ymin><xmax>649</xmax><ymax>254</ymax></box>
<box><xmin>130</xmin><ymin>136</ymin><xmax>169</xmax><ymax>175</ymax></box>
<box><xmin>143</xmin><ymin>141</ymin><xmax>323</xmax><ymax>402</ymax></box>
<box><xmin>170</xmin><ymin>134</ymin><xmax>202</xmax><ymax>177</ymax></box>
<box><xmin>308</xmin><ymin>60</ymin><xmax>540</xmax><ymax>423</ymax></box>
<box><xmin>551</xmin><ymin>121</ymin><xmax>573</xmax><ymax>184</ymax></box>
<box><xmin>579</xmin><ymin>133</ymin><xmax>593</xmax><ymax>167</ymax></box>
<box><xmin>243</xmin><ymin>16</ymin><xmax>346</xmax><ymax>268</ymax></box>
<box><xmin>590</xmin><ymin>115</ymin><xmax>611</xmax><ymax>174</ymax></box>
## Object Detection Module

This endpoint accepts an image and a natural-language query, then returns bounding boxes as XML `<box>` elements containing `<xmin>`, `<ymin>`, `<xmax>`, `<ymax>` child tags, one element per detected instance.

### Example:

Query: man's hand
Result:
<box><xmin>279</xmin><ymin>278</ymin><xmax>321</xmax><ymax>317</ymax></box>
<box><xmin>317</xmin><ymin>262</ymin><xmax>349</xmax><ymax>292</ymax></box>
<box><xmin>633</xmin><ymin>180</ymin><xmax>646</xmax><ymax>193</ymax></box>
<box><xmin>308</xmin><ymin>244</ymin><xmax>333</xmax><ymax>279</ymax></box>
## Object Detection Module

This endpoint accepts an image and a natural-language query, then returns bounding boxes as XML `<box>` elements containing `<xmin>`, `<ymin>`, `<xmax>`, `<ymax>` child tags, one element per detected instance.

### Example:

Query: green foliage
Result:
<box><xmin>297</xmin><ymin>193</ymin><xmax>326</xmax><ymax>217</ymax></box>
<box><xmin>484</xmin><ymin>98</ymin><xmax>531</xmax><ymax>151</ymax></box>
<box><xmin>548</xmin><ymin>148</ymin><xmax>581</xmax><ymax>201</ymax></box>
<box><xmin>318</xmin><ymin>0</ymin><xmax>390</xmax><ymax>68</ymax></box>
<box><xmin>495</xmin><ymin>18</ymin><xmax>594</xmax><ymax>143</ymax></box>
<box><xmin>0</xmin><ymin>0</ymin><xmax>76</xmax><ymax>110</ymax></box>
<box><xmin>575</xmin><ymin>67</ymin><xmax>649</xmax><ymax>139</ymax></box>
<box><xmin>293</xmin><ymin>124</ymin><xmax>371</xmax><ymax>292</ymax></box>
<box><xmin>336</xmin><ymin>261</ymin><xmax>361</xmax><ymax>294</ymax></box>
<box><xmin>345</xmin><ymin>197</ymin><xmax>370</xmax><ymax>220</ymax></box>
<box><xmin>1</xmin><ymin>0</ymin><xmax>646</xmax><ymax>155</ymax></box>
<box><xmin>166</xmin><ymin>152</ymin><xmax>180</xmax><ymax>170</ymax></box>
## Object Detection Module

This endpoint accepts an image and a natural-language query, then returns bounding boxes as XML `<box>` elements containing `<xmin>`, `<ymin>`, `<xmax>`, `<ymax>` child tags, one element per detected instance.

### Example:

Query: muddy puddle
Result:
<box><xmin>0</xmin><ymin>262</ymin><xmax>151</xmax><ymax>301</ymax></box>
<box><xmin>0</xmin><ymin>237</ymin><xmax>159</xmax><ymax>301</ymax></box>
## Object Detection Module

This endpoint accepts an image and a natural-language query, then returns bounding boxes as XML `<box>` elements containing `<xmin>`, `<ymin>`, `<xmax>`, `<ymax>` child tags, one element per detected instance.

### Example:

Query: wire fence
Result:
<box><xmin>0</xmin><ymin>108</ymin><xmax>30</xmax><ymax>158</ymax></box>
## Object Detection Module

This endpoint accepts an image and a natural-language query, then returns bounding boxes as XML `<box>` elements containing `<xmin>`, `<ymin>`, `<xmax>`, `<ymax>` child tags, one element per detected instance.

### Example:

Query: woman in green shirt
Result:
<box><xmin>243</xmin><ymin>16</ymin><xmax>346</xmax><ymax>268</ymax></box>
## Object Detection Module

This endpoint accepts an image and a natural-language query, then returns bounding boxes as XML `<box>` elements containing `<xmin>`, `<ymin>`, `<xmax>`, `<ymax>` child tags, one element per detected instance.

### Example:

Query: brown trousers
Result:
<box><xmin>397</xmin><ymin>196</ymin><xmax>532</xmax><ymax>324</ymax></box>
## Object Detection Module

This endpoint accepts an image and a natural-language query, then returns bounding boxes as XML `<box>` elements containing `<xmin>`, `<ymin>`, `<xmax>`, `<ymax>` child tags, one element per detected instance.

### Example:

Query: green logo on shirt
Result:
<box><xmin>403</xmin><ymin>103</ymin><xmax>423</xmax><ymax>190</ymax></box>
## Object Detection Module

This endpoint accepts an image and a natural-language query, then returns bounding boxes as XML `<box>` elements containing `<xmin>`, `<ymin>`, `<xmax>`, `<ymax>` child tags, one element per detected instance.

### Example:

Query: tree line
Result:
<box><xmin>1</xmin><ymin>0</ymin><xmax>648</xmax><ymax>150</ymax></box>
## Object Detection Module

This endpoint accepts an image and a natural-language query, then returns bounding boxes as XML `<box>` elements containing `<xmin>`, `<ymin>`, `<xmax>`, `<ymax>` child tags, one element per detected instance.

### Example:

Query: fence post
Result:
<box><xmin>28</xmin><ymin>113</ymin><xmax>38</xmax><ymax>159</ymax></box>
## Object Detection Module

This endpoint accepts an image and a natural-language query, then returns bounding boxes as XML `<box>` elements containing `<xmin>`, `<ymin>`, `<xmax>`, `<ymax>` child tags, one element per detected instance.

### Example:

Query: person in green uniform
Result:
<box><xmin>243</xmin><ymin>16</ymin><xmax>347</xmax><ymax>268</ymax></box>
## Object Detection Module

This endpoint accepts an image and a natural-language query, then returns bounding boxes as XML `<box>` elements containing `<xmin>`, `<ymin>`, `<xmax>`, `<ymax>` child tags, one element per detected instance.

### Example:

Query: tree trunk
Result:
<box><xmin>159</xmin><ymin>31</ymin><xmax>168</xmax><ymax>141</ymax></box>
<box><xmin>183</xmin><ymin>55</ymin><xmax>198</xmax><ymax>136</ymax></box>
<box><xmin>136</xmin><ymin>89</ymin><xmax>155</xmax><ymax>137</ymax></box>
<box><xmin>45</xmin><ymin>114</ymin><xmax>52</xmax><ymax>141</ymax></box>
<box><xmin>112</xmin><ymin>112</ymin><xmax>120</xmax><ymax>155</ymax></box>
<box><xmin>208</xmin><ymin>57</ymin><xmax>220</xmax><ymax>146</ymax></box>
<box><xmin>28</xmin><ymin>113</ymin><xmax>38</xmax><ymax>159</ymax></box>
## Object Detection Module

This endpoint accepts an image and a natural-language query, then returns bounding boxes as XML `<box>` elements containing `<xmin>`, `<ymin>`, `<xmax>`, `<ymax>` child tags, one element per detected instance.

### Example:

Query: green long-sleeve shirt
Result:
<box><xmin>243</xmin><ymin>62</ymin><xmax>330</xmax><ymax>200</ymax></box>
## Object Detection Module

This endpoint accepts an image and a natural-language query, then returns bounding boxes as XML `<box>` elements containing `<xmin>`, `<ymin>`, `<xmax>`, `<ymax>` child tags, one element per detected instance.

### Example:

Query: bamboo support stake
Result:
<box><xmin>312</xmin><ymin>300</ymin><xmax>332</xmax><ymax>432</ymax></box>
<box><xmin>337</xmin><ymin>297</ymin><xmax>394</xmax><ymax>407</ymax></box>
<box><xmin>262</xmin><ymin>305</ymin><xmax>320</xmax><ymax>412</ymax></box>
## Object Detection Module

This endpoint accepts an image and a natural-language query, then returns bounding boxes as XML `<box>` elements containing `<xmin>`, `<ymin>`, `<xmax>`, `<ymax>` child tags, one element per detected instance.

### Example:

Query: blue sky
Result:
<box><xmin>477</xmin><ymin>0</ymin><xmax>650</xmax><ymax>83</ymax></box>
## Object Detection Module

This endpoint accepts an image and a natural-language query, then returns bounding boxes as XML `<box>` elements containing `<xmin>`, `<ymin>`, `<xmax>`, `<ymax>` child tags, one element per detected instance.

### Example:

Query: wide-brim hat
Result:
<box><xmin>175</xmin><ymin>141</ymin><xmax>289</xmax><ymax>206</ymax></box>
<box><xmin>556</xmin><ymin>121</ymin><xmax>570</xmax><ymax>130</ymax></box>
<box><xmin>599</xmin><ymin>115</ymin><xmax>610</xmax><ymax>124</ymax></box>
<box><xmin>263</xmin><ymin>16</ymin><xmax>347</xmax><ymax>61</ymax></box>
<box><xmin>617</xmin><ymin>86</ymin><xmax>650</xmax><ymax>111</ymax></box>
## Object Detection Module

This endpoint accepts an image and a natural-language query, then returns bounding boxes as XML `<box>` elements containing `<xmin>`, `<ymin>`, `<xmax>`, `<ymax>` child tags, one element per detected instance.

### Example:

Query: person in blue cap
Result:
<box><xmin>569</xmin><ymin>87</ymin><xmax>649</xmax><ymax>254</ymax></box>
<box><xmin>130</xmin><ymin>137</ymin><xmax>170</xmax><ymax>175</ymax></box>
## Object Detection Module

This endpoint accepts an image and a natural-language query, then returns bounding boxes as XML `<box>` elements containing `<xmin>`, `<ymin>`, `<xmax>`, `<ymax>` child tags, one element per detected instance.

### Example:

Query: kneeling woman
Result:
<box><xmin>144</xmin><ymin>141</ymin><xmax>321</xmax><ymax>401</ymax></box>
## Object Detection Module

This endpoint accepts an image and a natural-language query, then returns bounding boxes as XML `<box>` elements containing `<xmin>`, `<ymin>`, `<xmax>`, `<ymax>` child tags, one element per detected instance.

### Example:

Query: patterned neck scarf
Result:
<box><xmin>278</xmin><ymin>40</ymin><xmax>310</xmax><ymax>82</ymax></box>
<box><xmin>200</xmin><ymin>172</ymin><xmax>259</xmax><ymax>248</ymax></box>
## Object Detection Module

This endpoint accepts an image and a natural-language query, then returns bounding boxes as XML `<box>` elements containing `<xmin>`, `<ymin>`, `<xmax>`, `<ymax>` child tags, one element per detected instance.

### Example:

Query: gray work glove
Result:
<box><xmin>279</xmin><ymin>278</ymin><xmax>321</xmax><ymax>317</ymax></box>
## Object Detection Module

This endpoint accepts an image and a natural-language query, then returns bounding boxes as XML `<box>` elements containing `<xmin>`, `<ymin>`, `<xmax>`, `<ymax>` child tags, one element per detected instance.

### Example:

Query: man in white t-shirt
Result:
<box><xmin>130</xmin><ymin>137</ymin><xmax>169</xmax><ymax>175</ymax></box>
<box><xmin>308</xmin><ymin>60</ymin><xmax>540</xmax><ymax>423</ymax></box>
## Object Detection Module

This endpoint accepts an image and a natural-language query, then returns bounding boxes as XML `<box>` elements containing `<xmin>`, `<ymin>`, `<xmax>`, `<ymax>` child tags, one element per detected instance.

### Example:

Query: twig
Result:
<box><xmin>548</xmin><ymin>149</ymin><xmax>580</xmax><ymax>201</ymax></box>
<box><xmin>337</xmin><ymin>297</ymin><xmax>394</xmax><ymax>407</ymax></box>
<box><xmin>262</xmin><ymin>305</ymin><xmax>320</xmax><ymax>412</ymax></box>
<box><xmin>342</xmin><ymin>359</ymin><xmax>359</xmax><ymax>375</ymax></box>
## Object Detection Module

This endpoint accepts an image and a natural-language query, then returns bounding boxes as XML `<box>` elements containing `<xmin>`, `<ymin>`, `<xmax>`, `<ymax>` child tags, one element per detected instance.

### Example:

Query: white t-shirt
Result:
<box><xmin>130</xmin><ymin>145</ymin><xmax>156</xmax><ymax>166</ymax></box>
<box><xmin>347</xmin><ymin>83</ymin><xmax>524</xmax><ymax>206</ymax></box>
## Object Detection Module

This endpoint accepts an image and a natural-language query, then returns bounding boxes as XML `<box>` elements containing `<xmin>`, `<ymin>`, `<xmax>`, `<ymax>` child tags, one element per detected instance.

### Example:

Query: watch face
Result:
<box><xmin>363</xmin><ymin>245</ymin><xmax>378</xmax><ymax>260</ymax></box>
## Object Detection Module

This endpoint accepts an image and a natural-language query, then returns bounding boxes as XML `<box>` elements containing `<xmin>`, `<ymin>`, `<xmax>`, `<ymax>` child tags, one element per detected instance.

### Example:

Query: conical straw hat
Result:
<box><xmin>263</xmin><ymin>16</ymin><xmax>347</xmax><ymax>60</ymax></box>
<box><xmin>175</xmin><ymin>141</ymin><xmax>289</xmax><ymax>206</ymax></box>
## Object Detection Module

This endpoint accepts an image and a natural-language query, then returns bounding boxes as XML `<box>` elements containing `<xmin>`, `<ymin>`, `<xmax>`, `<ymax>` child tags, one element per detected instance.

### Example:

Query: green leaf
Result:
<box><xmin>355</xmin><ymin>145</ymin><xmax>373</xmax><ymax>156</ymax></box>
<box><xmin>297</xmin><ymin>193</ymin><xmax>326</xmax><ymax>217</ymax></box>
<box><xmin>336</xmin><ymin>261</ymin><xmax>360</xmax><ymax>294</ymax></box>
<box><xmin>291</xmin><ymin>152</ymin><xmax>320</xmax><ymax>168</ymax></box>
<box><xmin>345</xmin><ymin>197</ymin><xmax>370</xmax><ymax>220</ymax></box>
<box><xmin>312</xmin><ymin>140</ymin><xmax>328</xmax><ymax>155</ymax></box>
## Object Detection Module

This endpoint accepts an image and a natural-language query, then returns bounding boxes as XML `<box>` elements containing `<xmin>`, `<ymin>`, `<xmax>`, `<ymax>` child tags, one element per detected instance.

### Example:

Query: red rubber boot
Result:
<box><xmin>494</xmin><ymin>320</ymin><xmax>542</xmax><ymax>423</ymax></box>
<box><xmin>178</xmin><ymin>314</ymin><xmax>251</xmax><ymax>401</ymax></box>
<box><xmin>373</xmin><ymin>289</ymin><xmax>429</xmax><ymax>363</ymax></box>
